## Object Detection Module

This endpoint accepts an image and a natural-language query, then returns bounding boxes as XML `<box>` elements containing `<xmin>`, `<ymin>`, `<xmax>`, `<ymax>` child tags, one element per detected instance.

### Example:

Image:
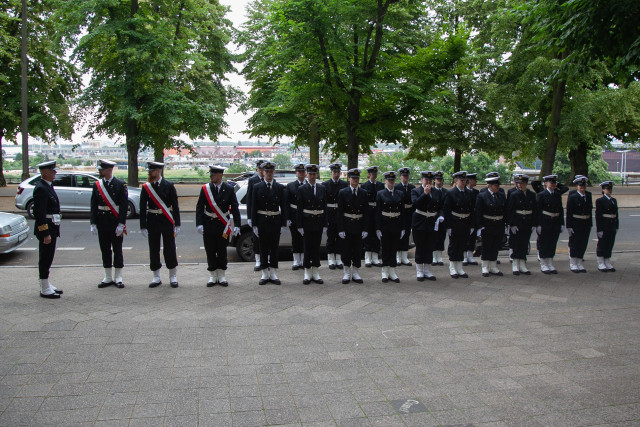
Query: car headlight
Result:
<box><xmin>0</xmin><ymin>225</ymin><xmax>11</xmax><ymax>237</ymax></box>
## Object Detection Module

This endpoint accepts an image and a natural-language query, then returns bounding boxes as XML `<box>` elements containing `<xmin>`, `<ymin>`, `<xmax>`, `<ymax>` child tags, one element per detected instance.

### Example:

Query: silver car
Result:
<box><xmin>15</xmin><ymin>172</ymin><xmax>141</xmax><ymax>219</ymax></box>
<box><xmin>0</xmin><ymin>212</ymin><xmax>30</xmax><ymax>254</ymax></box>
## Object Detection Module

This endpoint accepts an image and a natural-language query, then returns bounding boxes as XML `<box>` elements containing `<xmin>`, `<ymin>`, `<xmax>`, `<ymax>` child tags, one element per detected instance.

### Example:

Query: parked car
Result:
<box><xmin>15</xmin><ymin>172</ymin><xmax>141</xmax><ymax>219</ymax></box>
<box><xmin>0</xmin><ymin>212</ymin><xmax>30</xmax><ymax>254</ymax></box>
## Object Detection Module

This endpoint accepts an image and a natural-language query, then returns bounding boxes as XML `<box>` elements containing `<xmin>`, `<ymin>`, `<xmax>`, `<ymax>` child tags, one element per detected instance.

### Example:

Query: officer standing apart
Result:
<box><xmin>336</xmin><ymin>168</ymin><xmax>369</xmax><ymax>284</ymax></box>
<box><xmin>323</xmin><ymin>163</ymin><xmax>348</xmax><ymax>270</ymax></box>
<box><xmin>444</xmin><ymin>171</ymin><xmax>475</xmax><ymax>279</ymax></box>
<box><xmin>90</xmin><ymin>160</ymin><xmax>128</xmax><ymax>289</ymax></box>
<box><xmin>535</xmin><ymin>174</ymin><xmax>564</xmax><ymax>274</ymax></box>
<box><xmin>376</xmin><ymin>171</ymin><xmax>406</xmax><ymax>283</ymax></box>
<box><xmin>285</xmin><ymin>163</ymin><xmax>307</xmax><ymax>270</ymax></box>
<box><xmin>297</xmin><ymin>164</ymin><xmax>327</xmax><ymax>285</ymax></box>
<box><xmin>595</xmin><ymin>181</ymin><xmax>618</xmax><ymax>272</ymax></box>
<box><xmin>246</xmin><ymin>159</ymin><xmax>265</xmax><ymax>271</ymax></box>
<box><xmin>411</xmin><ymin>171</ymin><xmax>441</xmax><ymax>281</ymax></box>
<box><xmin>361</xmin><ymin>166</ymin><xmax>384</xmax><ymax>267</ymax></box>
<box><xmin>475</xmin><ymin>172</ymin><xmax>507</xmax><ymax>277</ymax></box>
<box><xmin>251</xmin><ymin>161</ymin><xmax>287</xmax><ymax>285</ymax></box>
<box><xmin>196</xmin><ymin>165</ymin><xmax>241</xmax><ymax>287</ymax></box>
<box><xmin>506</xmin><ymin>174</ymin><xmax>537</xmax><ymax>275</ymax></box>
<box><xmin>33</xmin><ymin>161</ymin><xmax>63</xmax><ymax>299</ymax></box>
<box><xmin>432</xmin><ymin>171</ymin><xmax>448</xmax><ymax>265</ymax></box>
<box><xmin>566</xmin><ymin>175</ymin><xmax>592</xmax><ymax>273</ymax></box>
<box><xmin>140</xmin><ymin>162</ymin><xmax>181</xmax><ymax>288</ymax></box>
<box><xmin>395</xmin><ymin>167</ymin><xmax>415</xmax><ymax>266</ymax></box>
<box><xmin>464</xmin><ymin>173</ymin><xmax>480</xmax><ymax>266</ymax></box>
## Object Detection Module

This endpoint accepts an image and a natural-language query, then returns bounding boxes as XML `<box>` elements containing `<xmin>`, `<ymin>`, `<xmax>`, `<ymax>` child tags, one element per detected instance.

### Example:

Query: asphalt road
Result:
<box><xmin>2</xmin><ymin>209</ymin><xmax>640</xmax><ymax>268</ymax></box>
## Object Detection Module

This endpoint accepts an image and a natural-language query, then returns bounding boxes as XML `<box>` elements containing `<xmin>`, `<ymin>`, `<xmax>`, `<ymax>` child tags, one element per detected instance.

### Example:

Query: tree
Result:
<box><xmin>0</xmin><ymin>0</ymin><xmax>80</xmax><ymax>186</ymax></box>
<box><xmin>272</xmin><ymin>153</ymin><xmax>292</xmax><ymax>169</ymax></box>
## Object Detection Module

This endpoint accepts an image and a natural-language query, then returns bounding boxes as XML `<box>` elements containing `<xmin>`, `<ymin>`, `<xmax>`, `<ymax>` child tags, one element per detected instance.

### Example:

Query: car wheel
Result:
<box><xmin>235</xmin><ymin>231</ymin><xmax>255</xmax><ymax>262</ymax></box>
<box><xmin>26</xmin><ymin>200</ymin><xmax>35</xmax><ymax>219</ymax></box>
<box><xmin>126</xmin><ymin>201</ymin><xmax>136</xmax><ymax>219</ymax></box>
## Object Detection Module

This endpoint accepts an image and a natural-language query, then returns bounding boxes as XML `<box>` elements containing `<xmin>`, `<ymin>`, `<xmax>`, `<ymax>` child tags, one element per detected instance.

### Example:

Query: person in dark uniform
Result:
<box><xmin>246</xmin><ymin>159</ymin><xmax>265</xmax><ymax>271</ymax></box>
<box><xmin>196</xmin><ymin>165</ymin><xmax>242</xmax><ymax>287</ymax></box>
<box><xmin>535</xmin><ymin>174</ymin><xmax>564</xmax><ymax>274</ymax></box>
<box><xmin>464</xmin><ymin>173</ymin><xmax>480</xmax><ymax>265</ymax></box>
<box><xmin>395</xmin><ymin>167</ymin><xmax>415</xmax><ymax>266</ymax></box>
<box><xmin>297</xmin><ymin>164</ymin><xmax>327</xmax><ymax>284</ymax></box>
<box><xmin>336</xmin><ymin>168</ymin><xmax>369</xmax><ymax>284</ymax></box>
<box><xmin>90</xmin><ymin>159</ymin><xmax>128</xmax><ymax>288</ymax></box>
<box><xmin>432</xmin><ymin>170</ymin><xmax>448</xmax><ymax>265</ymax></box>
<box><xmin>411</xmin><ymin>171</ymin><xmax>442</xmax><ymax>281</ymax></box>
<box><xmin>566</xmin><ymin>175</ymin><xmax>592</xmax><ymax>273</ymax></box>
<box><xmin>444</xmin><ymin>171</ymin><xmax>475</xmax><ymax>279</ymax></box>
<box><xmin>376</xmin><ymin>171</ymin><xmax>406</xmax><ymax>283</ymax></box>
<box><xmin>140</xmin><ymin>162</ymin><xmax>181</xmax><ymax>288</ymax></box>
<box><xmin>33</xmin><ymin>161</ymin><xmax>63</xmax><ymax>299</ymax></box>
<box><xmin>285</xmin><ymin>163</ymin><xmax>307</xmax><ymax>270</ymax></box>
<box><xmin>251</xmin><ymin>161</ymin><xmax>287</xmax><ymax>285</ymax></box>
<box><xmin>507</xmin><ymin>174</ymin><xmax>537</xmax><ymax>275</ymax></box>
<box><xmin>595</xmin><ymin>181</ymin><xmax>618</xmax><ymax>272</ymax></box>
<box><xmin>323</xmin><ymin>162</ymin><xmax>348</xmax><ymax>269</ymax></box>
<box><xmin>361</xmin><ymin>166</ymin><xmax>384</xmax><ymax>267</ymax></box>
<box><xmin>505</xmin><ymin>173</ymin><xmax>522</xmax><ymax>261</ymax></box>
<box><xmin>475</xmin><ymin>172</ymin><xmax>507</xmax><ymax>277</ymax></box>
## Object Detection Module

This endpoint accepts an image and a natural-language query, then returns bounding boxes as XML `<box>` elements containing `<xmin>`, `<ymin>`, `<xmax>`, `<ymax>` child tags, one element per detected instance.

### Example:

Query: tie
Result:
<box><xmin>267</xmin><ymin>183</ymin><xmax>271</xmax><ymax>191</ymax></box>
<box><xmin>313</xmin><ymin>185</ymin><xmax>316</xmax><ymax>196</ymax></box>
<box><xmin>492</xmin><ymin>192</ymin><xmax>496</xmax><ymax>200</ymax></box>
<box><xmin>213</xmin><ymin>185</ymin><xmax>218</xmax><ymax>196</ymax></box>
<box><xmin>353</xmin><ymin>188</ymin><xmax>356</xmax><ymax>196</ymax></box>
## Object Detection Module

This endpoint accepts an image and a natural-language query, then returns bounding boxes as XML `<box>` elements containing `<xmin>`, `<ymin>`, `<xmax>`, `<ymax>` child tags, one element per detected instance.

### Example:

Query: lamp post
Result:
<box><xmin>20</xmin><ymin>0</ymin><xmax>29</xmax><ymax>181</ymax></box>
<box><xmin>620</xmin><ymin>150</ymin><xmax>630</xmax><ymax>186</ymax></box>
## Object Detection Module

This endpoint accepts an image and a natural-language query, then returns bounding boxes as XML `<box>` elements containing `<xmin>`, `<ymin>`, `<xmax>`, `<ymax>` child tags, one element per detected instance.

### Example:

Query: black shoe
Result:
<box><xmin>459</xmin><ymin>273</ymin><xmax>468</xmax><ymax>278</ymax></box>
<box><xmin>269</xmin><ymin>278</ymin><xmax>281</xmax><ymax>285</ymax></box>
<box><xmin>402</xmin><ymin>261</ymin><xmax>412</xmax><ymax>266</ymax></box>
<box><xmin>608</xmin><ymin>268</ymin><xmax>616</xmax><ymax>272</ymax></box>
<box><xmin>342</xmin><ymin>278</ymin><xmax>350</xmax><ymax>284</ymax></box>
<box><xmin>391</xmin><ymin>278</ymin><xmax>400</xmax><ymax>283</ymax></box>
<box><xmin>462</xmin><ymin>261</ymin><xmax>469</xmax><ymax>266</ymax></box>
<box><xmin>302</xmin><ymin>279</ymin><xmax>311</xmax><ymax>285</ymax></box>
<box><xmin>170</xmin><ymin>281</ymin><xmax>179</xmax><ymax>288</ymax></box>
<box><xmin>550</xmin><ymin>270</ymin><xmax>558</xmax><ymax>274</ymax></box>
<box><xmin>431</xmin><ymin>262</ymin><xmax>438</xmax><ymax>266</ymax></box>
<box><xmin>450</xmin><ymin>274</ymin><xmax>459</xmax><ymax>279</ymax></box>
<box><xmin>40</xmin><ymin>292</ymin><xmax>60</xmax><ymax>299</ymax></box>
<box><xmin>522</xmin><ymin>271</ymin><xmax>531</xmax><ymax>275</ymax></box>
<box><xmin>438</xmin><ymin>262</ymin><xmax>444</xmax><ymax>266</ymax></box>
<box><xmin>496</xmin><ymin>260</ymin><xmax>501</xmax><ymax>265</ymax></box>
<box><xmin>491</xmin><ymin>271</ymin><xmax>504</xmax><ymax>277</ymax></box>
<box><xmin>336</xmin><ymin>264</ymin><xmax>344</xmax><ymax>269</ymax></box>
<box><xmin>365</xmin><ymin>263</ymin><xmax>372</xmax><ymax>268</ymax></box>
<box><xmin>426</xmin><ymin>275</ymin><xmax>437</xmax><ymax>281</ymax></box>
<box><xmin>352</xmin><ymin>277</ymin><xmax>363</xmax><ymax>284</ymax></box>
<box><xmin>259</xmin><ymin>279</ymin><xmax>269</xmax><ymax>285</ymax></box>
<box><xmin>469</xmin><ymin>261</ymin><xmax>479</xmax><ymax>266</ymax></box>
<box><xmin>513</xmin><ymin>271</ymin><xmax>520</xmax><ymax>276</ymax></box>
<box><xmin>292</xmin><ymin>264</ymin><xmax>300</xmax><ymax>271</ymax></box>
<box><xmin>98</xmin><ymin>281</ymin><xmax>114</xmax><ymax>288</ymax></box>
<box><xmin>417</xmin><ymin>276</ymin><xmax>425</xmax><ymax>282</ymax></box>
<box><xmin>571</xmin><ymin>269</ymin><xmax>580</xmax><ymax>274</ymax></box>
<box><xmin>598</xmin><ymin>268</ymin><xmax>608</xmax><ymax>272</ymax></box>
<box><xmin>329</xmin><ymin>264</ymin><xmax>336</xmax><ymax>270</ymax></box>
<box><xmin>219</xmin><ymin>281</ymin><xmax>229</xmax><ymax>287</ymax></box>
<box><xmin>149</xmin><ymin>281</ymin><xmax>162</xmax><ymax>288</ymax></box>
<box><xmin>253</xmin><ymin>265</ymin><xmax>261</xmax><ymax>272</ymax></box>
<box><xmin>207</xmin><ymin>281</ymin><xmax>216</xmax><ymax>287</ymax></box>
<box><xmin>312</xmin><ymin>278</ymin><xmax>324</xmax><ymax>284</ymax></box>
<box><xmin>374</xmin><ymin>263</ymin><xmax>383</xmax><ymax>267</ymax></box>
<box><xmin>53</xmin><ymin>289</ymin><xmax>63</xmax><ymax>294</ymax></box>
<box><xmin>482</xmin><ymin>272</ymin><xmax>489</xmax><ymax>277</ymax></box>
<box><xmin>542</xmin><ymin>270</ymin><xmax>551</xmax><ymax>275</ymax></box>
<box><xmin>381</xmin><ymin>277</ymin><xmax>389</xmax><ymax>283</ymax></box>
<box><xmin>114</xmin><ymin>282</ymin><xmax>125</xmax><ymax>289</ymax></box>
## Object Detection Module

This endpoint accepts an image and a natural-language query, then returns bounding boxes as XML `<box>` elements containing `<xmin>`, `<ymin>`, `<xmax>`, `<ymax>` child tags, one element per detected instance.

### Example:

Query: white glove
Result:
<box><xmin>287</xmin><ymin>219</ymin><xmax>292</xmax><ymax>227</ymax></box>
<box><xmin>196</xmin><ymin>225</ymin><xmax>204</xmax><ymax>235</ymax></box>
<box><xmin>566</xmin><ymin>227</ymin><xmax>574</xmax><ymax>236</ymax></box>
<box><xmin>434</xmin><ymin>216</ymin><xmax>444</xmax><ymax>231</ymax></box>
<box><xmin>505</xmin><ymin>226</ymin><xmax>510</xmax><ymax>235</ymax></box>
<box><xmin>597</xmin><ymin>231</ymin><xmax>603</xmax><ymax>238</ymax></box>
<box><xmin>298</xmin><ymin>227</ymin><xmax>304</xmax><ymax>236</ymax></box>
<box><xmin>253</xmin><ymin>226</ymin><xmax>259</xmax><ymax>237</ymax></box>
<box><xmin>560</xmin><ymin>225</ymin><xmax>565</xmax><ymax>233</ymax></box>
<box><xmin>536</xmin><ymin>226</ymin><xmax>542</xmax><ymax>235</ymax></box>
<box><xmin>339</xmin><ymin>232</ymin><xmax>346</xmax><ymax>239</ymax></box>
<box><xmin>280</xmin><ymin>227</ymin><xmax>285</xmax><ymax>234</ymax></box>
<box><xmin>248</xmin><ymin>219</ymin><xmax>252</xmax><ymax>227</ymax></box>
<box><xmin>511</xmin><ymin>225</ymin><xmax>519</xmax><ymax>234</ymax></box>
<box><xmin>141</xmin><ymin>229</ymin><xmax>148</xmax><ymax>238</ymax></box>
<box><xmin>476</xmin><ymin>227</ymin><xmax>484</xmax><ymax>237</ymax></box>
<box><xmin>532</xmin><ymin>226</ymin><xmax>536</xmax><ymax>233</ymax></box>
<box><xmin>174</xmin><ymin>226</ymin><xmax>181</xmax><ymax>236</ymax></box>
<box><xmin>90</xmin><ymin>224</ymin><xmax>98</xmax><ymax>236</ymax></box>
<box><xmin>446</xmin><ymin>228</ymin><xmax>452</xmax><ymax>237</ymax></box>
<box><xmin>361</xmin><ymin>231</ymin><xmax>368</xmax><ymax>239</ymax></box>
<box><xmin>115</xmin><ymin>223</ymin><xmax>125</xmax><ymax>236</ymax></box>
<box><xmin>400</xmin><ymin>230</ymin><xmax>405</xmax><ymax>239</ymax></box>
<box><xmin>233</xmin><ymin>227</ymin><xmax>240</xmax><ymax>236</ymax></box>
<box><xmin>322</xmin><ymin>227</ymin><xmax>327</xmax><ymax>234</ymax></box>
<box><xmin>470</xmin><ymin>228</ymin><xmax>475</xmax><ymax>235</ymax></box>
<box><xmin>376</xmin><ymin>230</ymin><xmax>382</xmax><ymax>240</ymax></box>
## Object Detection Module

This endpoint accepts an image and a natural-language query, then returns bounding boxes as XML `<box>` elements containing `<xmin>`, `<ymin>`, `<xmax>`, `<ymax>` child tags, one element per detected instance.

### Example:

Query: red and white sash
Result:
<box><xmin>96</xmin><ymin>180</ymin><xmax>119</xmax><ymax>218</ymax></box>
<box><xmin>203</xmin><ymin>184</ymin><xmax>231</xmax><ymax>238</ymax></box>
<box><xmin>143</xmin><ymin>182</ymin><xmax>175</xmax><ymax>225</ymax></box>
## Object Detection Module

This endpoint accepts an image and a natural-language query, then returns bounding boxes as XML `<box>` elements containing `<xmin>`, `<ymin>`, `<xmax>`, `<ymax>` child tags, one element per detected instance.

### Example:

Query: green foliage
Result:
<box><xmin>225</xmin><ymin>162</ymin><xmax>252</xmax><ymax>173</ymax></box>
<box><xmin>552</xmin><ymin>150</ymin><xmax>613</xmax><ymax>185</ymax></box>
<box><xmin>271</xmin><ymin>153</ymin><xmax>292</xmax><ymax>169</ymax></box>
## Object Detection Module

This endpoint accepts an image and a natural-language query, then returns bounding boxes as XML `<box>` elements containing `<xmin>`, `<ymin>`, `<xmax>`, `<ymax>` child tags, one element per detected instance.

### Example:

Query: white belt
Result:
<box><xmin>326</xmin><ymin>203</ymin><xmax>338</xmax><ymax>208</ymax></box>
<box><xmin>148</xmin><ymin>208</ymin><xmax>171</xmax><ymax>214</ymax></box>
<box><xmin>98</xmin><ymin>205</ymin><xmax>119</xmax><ymax>211</ymax></box>
<box><xmin>303</xmin><ymin>209</ymin><xmax>324</xmax><ymax>215</ymax></box>
<box><xmin>289</xmin><ymin>204</ymin><xmax>297</xmax><ymax>210</ymax></box>
<box><xmin>381</xmin><ymin>211</ymin><xmax>401</xmax><ymax>218</ymax></box>
<box><xmin>46</xmin><ymin>214</ymin><xmax>61</xmax><ymax>225</ymax></box>
<box><xmin>602</xmin><ymin>214</ymin><xmax>617</xmax><ymax>219</ymax></box>
<box><xmin>515</xmin><ymin>210</ymin><xmax>532</xmax><ymax>215</ymax></box>
<box><xmin>369</xmin><ymin>202</ymin><xmax>376</xmax><ymax>207</ymax></box>
<box><xmin>205</xmin><ymin>210</ymin><xmax>228</xmax><ymax>219</ymax></box>
<box><xmin>415</xmin><ymin>209</ymin><xmax>437</xmax><ymax>218</ymax></box>
<box><xmin>404</xmin><ymin>204</ymin><xmax>413</xmax><ymax>209</ymax></box>
<box><xmin>45</xmin><ymin>214</ymin><xmax>61</xmax><ymax>219</ymax></box>
<box><xmin>543</xmin><ymin>211</ymin><xmax>560</xmax><ymax>217</ymax></box>
<box><xmin>344</xmin><ymin>213</ymin><xmax>363</xmax><ymax>219</ymax></box>
<box><xmin>483</xmin><ymin>214</ymin><xmax>503</xmax><ymax>220</ymax></box>
<box><xmin>257</xmin><ymin>210</ymin><xmax>280</xmax><ymax>216</ymax></box>
<box><xmin>452</xmin><ymin>212</ymin><xmax>471</xmax><ymax>219</ymax></box>
<box><xmin>572</xmin><ymin>214</ymin><xmax>590</xmax><ymax>220</ymax></box>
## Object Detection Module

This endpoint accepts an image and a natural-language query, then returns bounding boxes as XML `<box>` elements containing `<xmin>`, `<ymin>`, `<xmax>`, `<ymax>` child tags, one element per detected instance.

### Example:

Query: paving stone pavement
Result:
<box><xmin>1</xmin><ymin>252</ymin><xmax>639</xmax><ymax>426</ymax></box>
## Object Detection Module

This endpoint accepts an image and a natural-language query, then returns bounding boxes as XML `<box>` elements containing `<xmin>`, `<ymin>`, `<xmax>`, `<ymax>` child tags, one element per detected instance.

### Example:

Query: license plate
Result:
<box><xmin>18</xmin><ymin>233</ymin><xmax>27</xmax><ymax>242</ymax></box>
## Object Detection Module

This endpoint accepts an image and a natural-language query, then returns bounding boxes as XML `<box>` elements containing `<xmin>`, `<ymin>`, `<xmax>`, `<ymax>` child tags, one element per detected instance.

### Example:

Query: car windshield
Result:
<box><xmin>53</xmin><ymin>174</ymin><xmax>72</xmax><ymax>187</ymax></box>
<box><xmin>76</xmin><ymin>175</ymin><xmax>97</xmax><ymax>188</ymax></box>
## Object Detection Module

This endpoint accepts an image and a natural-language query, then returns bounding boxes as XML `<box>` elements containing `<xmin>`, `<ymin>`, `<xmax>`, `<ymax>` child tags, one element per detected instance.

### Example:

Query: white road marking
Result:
<box><xmin>122</xmin><ymin>247</ymin><xmax>133</xmax><ymax>250</ymax></box>
<box><xmin>629</xmin><ymin>215</ymin><xmax>640</xmax><ymax>217</ymax></box>
<box><xmin>71</xmin><ymin>220</ymin><xmax>89</xmax><ymax>223</ymax></box>
<box><xmin>181</xmin><ymin>220</ymin><xmax>194</xmax><ymax>223</ymax></box>
<box><xmin>20</xmin><ymin>248</ymin><xmax>37</xmax><ymax>251</ymax></box>
<box><xmin>57</xmin><ymin>247</ymin><xmax>85</xmax><ymax>251</ymax></box>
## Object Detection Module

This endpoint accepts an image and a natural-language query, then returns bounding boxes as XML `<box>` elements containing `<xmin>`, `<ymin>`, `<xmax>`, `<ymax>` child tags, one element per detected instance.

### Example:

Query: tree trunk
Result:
<box><xmin>568</xmin><ymin>140</ymin><xmax>589</xmax><ymax>182</ymax></box>
<box><xmin>0</xmin><ymin>132</ymin><xmax>6</xmax><ymax>187</ymax></box>
<box><xmin>154</xmin><ymin>144</ymin><xmax>164</xmax><ymax>177</ymax></box>
<box><xmin>346</xmin><ymin>97</ymin><xmax>360</xmax><ymax>169</ymax></box>
<box><xmin>453</xmin><ymin>149</ymin><xmax>462</xmax><ymax>175</ymax></box>
<box><xmin>126</xmin><ymin>118</ymin><xmax>139</xmax><ymax>187</ymax></box>
<box><xmin>309</xmin><ymin>118</ymin><xmax>320</xmax><ymax>165</ymax></box>
<box><xmin>540</xmin><ymin>79</ymin><xmax>566</xmax><ymax>177</ymax></box>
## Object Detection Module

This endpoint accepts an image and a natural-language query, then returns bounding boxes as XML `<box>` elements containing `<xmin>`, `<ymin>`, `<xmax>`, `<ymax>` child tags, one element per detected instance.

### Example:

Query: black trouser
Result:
<box><xmin>96</xmin><ymin>215</ymin><xmax>124</xmax><ymax>268</ymax></box>
<box><xmin>303</xmin><ymin>229</ymin><xmax>322</xmax><ymax>268</ymax></box>
<box><xmin>537</xmin><ymin>226</ymin><xmax>561</xmax><ymax>258</ymax></box>
<box><xmin>203</xmin><ymin>231</ymin><xmax>229</xmax><ymax>271</ymax></box>
<box><xmin>363</xmin><ymin>218</ymin><xmax>380</xmax><ymax>252</ymax></box>
<box><xmin>466</xmin><ymin>230</ymin><xmax>477</xmax><ymax>252</ymax></box>
<box><xmin>38</xmin><ymin>234</ymin><xmax>57</xmax><ymax>279</ymax></box>
<box><xmin>510</xmin><ymin>227</ymin><xmax>532</xmax><ymax>260</ymax></box>
<box><xmin>258</xmin><ymin>225</ymin><xmax>280</xmax><ymax>269</ymax></box>
<box><xmin>434</xmin><ymin>227</ymin><xmax>446</xmax><ymax>251</ymax></box>
<box><xmin>147</xmin><ymin>220</ymin><xmax>178</xmax><ymax>271</ymax></box>
<box><xmin>480</xmin><ymin>227</ymin><xmax>503</xmax><ymax>261</ymax></box>
<box><xmin>381</xmin><ymin>231</ymin><xmax>401</xmax><ymax>267</ymax></box>
<box><xmin>569</xmin><ymin>228</ymin><xmax>590</xmax><ymax>259</ymax></box>
<box><xmin>413</xmin><ymin>229</ymin><xmax>434</xmax><ymax>265</ymax></box>
<box><xmin>289</xmin><ymin>218</ymin><xmax>304</xmax><ymax>253</ymax></box>
<box><xmin>341</xmin><ymin>233</ymin><xmax>362</xmax><ymax>268</ymax></box>
<box><xmin>252</xmin><ymin>226</ymin><xmax>260</xmax><ymax>255</ymax></box>
<box><xmin>447</xmin><ymin>223</ymin><xmax>471</xmax><ymax>262</ymax></box>
<box><xmin>398</xmin><ymin>228</ymin><xmax>411</xmax><ymax>251</ymax></box>
<box><xmin>325</xmin><ymin>212</ymin><xmax>339</xmax><ymax>254</ymax></box>
<box><xmin>596</xmin><ymin>230</ymin><xmax>616</xmax><ymax>258</ymax></box>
